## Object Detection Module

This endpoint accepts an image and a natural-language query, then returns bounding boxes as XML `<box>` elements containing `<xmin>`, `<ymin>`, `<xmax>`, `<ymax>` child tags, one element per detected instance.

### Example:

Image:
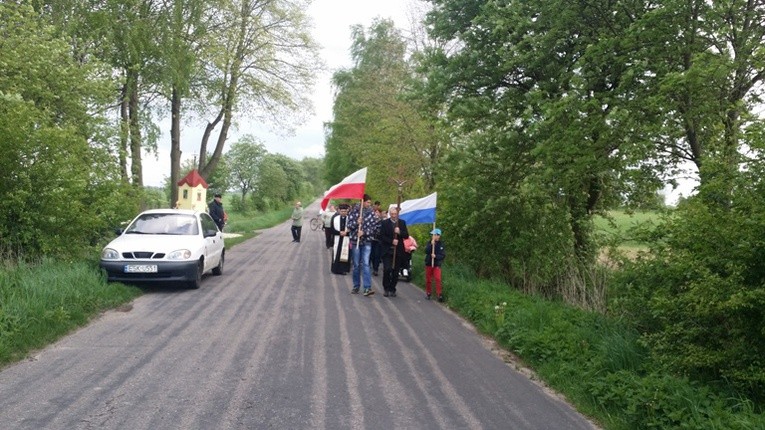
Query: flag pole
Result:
<box><xmin>356</xmin><ymin>197</ymin><xmax>363</xmax><ymax>248</ymax></box>
<box><xmin>390</xmin><ymin>178</ymin><xmax>407</xmax><ymax>273</ymax></box>
<box><xmin>431</xmin><ymin>221</ymin><xmax>436</xmax><ymax>266</ymax></box>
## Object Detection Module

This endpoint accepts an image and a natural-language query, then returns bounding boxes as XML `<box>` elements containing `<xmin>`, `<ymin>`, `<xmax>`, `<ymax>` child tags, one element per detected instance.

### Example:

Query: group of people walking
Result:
<box><xmin>321</xmin><ymin>194</ymin><xmax>446</xmax><ymax>301</ymax></box>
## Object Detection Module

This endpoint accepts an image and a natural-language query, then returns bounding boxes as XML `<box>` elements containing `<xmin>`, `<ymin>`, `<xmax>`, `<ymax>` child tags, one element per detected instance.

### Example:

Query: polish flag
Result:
<box><xmin>320</xmin><ymin>167</ymin><xmax>367</xmax><ymax>210</ymax></box>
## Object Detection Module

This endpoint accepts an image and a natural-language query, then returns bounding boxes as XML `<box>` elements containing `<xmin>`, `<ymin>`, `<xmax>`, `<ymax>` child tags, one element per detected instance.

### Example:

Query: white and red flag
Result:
<box><xmin>320</xmin><ymin>167</ymin><xmax>367</xmax><ymax>210</ymax></box>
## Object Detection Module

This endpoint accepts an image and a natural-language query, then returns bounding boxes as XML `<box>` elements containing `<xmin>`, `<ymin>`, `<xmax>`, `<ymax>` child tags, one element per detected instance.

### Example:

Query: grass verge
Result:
<box><xmin>0</xmin><ymin>260</ymin><xmax>142</xmax><ymax>367</ymax></box>
<box><xmin>425</xmin><ymin>263</ymin><xmax>765</xmax><ymax>429</ymax></box>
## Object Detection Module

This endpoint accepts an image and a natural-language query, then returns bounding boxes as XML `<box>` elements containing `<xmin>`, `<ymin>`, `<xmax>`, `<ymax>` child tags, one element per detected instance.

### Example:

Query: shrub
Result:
<box><xmin>611</xmin><ymin>184</ymin><xmax>765</xmax><ymax>401</ymax></box>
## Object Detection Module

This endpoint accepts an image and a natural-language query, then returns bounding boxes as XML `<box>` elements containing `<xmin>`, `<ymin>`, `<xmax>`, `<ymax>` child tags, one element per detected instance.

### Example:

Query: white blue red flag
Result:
<box><xmin>398</xmin><ymin>192</ymin><xmax>437</xmax><ymax>225</ymax></box>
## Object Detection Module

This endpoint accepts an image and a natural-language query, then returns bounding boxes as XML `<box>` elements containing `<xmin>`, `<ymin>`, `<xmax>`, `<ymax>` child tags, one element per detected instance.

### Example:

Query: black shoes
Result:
<box><xmin>351</xmin><ymin>288</ymin><xmax>359</xmax><ymax>294</ymax></box>
<box><xmin>383</xmin><ymin>291</ymin><xmax>389</xmax><ymax>297</ymax></box>
<box><xmin>426</xmin><ymin>293</ymin><xmax>431</xmax><ymax>300</ymax></box>
<box><xmin>438</xmin><ymin>295</ymin><xmax>444</xmax><ymax>302</ymax></box>
<box><xmin>390</xmin><ymin>292</ymin><xmax>396</xmax><ymax>297</ymax></box>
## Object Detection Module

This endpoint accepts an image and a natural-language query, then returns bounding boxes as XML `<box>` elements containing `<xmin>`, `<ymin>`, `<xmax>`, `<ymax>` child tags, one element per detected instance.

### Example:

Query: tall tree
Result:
<box><xmin>627</xmin><ymin>1</ymin><xmax>765</xmax><ymax>206</ymax></box>
<box><xmin>157</xmin><ymin>0</ymin><xmax>211</xmax><ymax>207</ymax></box>
<box><xmin>194</xmin><ymin>0</ymin><xmax>321</xmax><ymax>181</ymax></box>
<box><xmin>326</xmin><ymin>19</ymin><xmax>434</xmax><ymax>204</ymax></box>
<box><xmin>420</xmin><ymin>0</ymin><xmax>654</xmax><ymax>304</ymax></box>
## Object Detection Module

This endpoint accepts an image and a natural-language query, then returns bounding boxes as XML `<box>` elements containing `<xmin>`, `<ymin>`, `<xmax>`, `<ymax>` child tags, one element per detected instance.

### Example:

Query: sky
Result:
<box><xmin>142</xmin><ymin>0</ymin><xmax>418</xmax><ymax>187</ymax></box>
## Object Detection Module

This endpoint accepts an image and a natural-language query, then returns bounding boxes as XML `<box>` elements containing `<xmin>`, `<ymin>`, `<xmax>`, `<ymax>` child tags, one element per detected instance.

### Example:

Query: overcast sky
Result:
<box><xmin>142</xmin><ymin>0</ymin><xmax>418</xmax><ymax>187</ymax></box>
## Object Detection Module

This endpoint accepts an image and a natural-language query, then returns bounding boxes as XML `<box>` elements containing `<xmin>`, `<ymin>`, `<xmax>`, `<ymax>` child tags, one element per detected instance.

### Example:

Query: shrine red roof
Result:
<box><xmin>177</xmin><ymin>169</ymin><xmax>208</xmax><ymax>188</ymax></box>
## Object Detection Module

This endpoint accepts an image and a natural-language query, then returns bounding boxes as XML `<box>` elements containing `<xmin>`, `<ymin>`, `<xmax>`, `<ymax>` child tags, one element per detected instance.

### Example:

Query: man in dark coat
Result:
<box><xmin>378</xmin><ymin>207</ymin><xmax>409</xmax><ymax>297</ymax></box>
<box><xmin>208</xmin><ymin>193</ymin><xmax>225</xmax><ymax>231</ymax></box>
<box><xmin>330</xmin><ymin>204</ymin><xmax>351</xmax><ymax>275</ymax></box>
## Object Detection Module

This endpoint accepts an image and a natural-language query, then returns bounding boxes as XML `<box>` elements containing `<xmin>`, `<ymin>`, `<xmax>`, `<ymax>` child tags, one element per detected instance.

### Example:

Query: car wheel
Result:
<box><xmin>188</xmin><ymin>260</ymin><xmax>203</xmax><ymax>289</ymax></box>
<box><xmin>212</xmin><ymin>251</ymin><xmax>224</xmax><ymax>276</ymax></box>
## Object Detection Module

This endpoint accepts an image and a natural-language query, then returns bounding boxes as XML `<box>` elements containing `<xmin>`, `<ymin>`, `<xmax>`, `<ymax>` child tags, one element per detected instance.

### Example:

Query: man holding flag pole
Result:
<box><xmin>347</xmin><ymin>194</ymin><xmax>380</xmax><ymax>296</ymax></box>
<box><xmin>320</xmin><ymin>167</ymin><xmax>380</xmax><ymax>296</ymax></box>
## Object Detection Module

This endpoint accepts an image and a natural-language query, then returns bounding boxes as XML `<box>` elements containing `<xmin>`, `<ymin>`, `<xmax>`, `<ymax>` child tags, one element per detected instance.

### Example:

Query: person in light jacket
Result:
<box><xmin>291</xmin><ymin>201</ymin><xmax>304</xmax><ymax>242</ymax></box>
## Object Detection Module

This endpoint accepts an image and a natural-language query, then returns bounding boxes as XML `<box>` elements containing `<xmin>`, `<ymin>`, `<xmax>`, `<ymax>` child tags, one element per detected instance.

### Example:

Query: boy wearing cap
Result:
<box><xmin>424</xmin><ymin>228</ymin><xmax>446</xmax><ymax>301</ymax></box>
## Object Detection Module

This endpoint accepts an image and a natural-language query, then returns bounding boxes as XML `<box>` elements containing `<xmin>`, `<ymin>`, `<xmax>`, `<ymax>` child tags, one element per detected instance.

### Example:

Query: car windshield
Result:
<box><xmin>125</xmin><ymin>213</ymin><xmax>199</xmax><ymax>236</ymax></box>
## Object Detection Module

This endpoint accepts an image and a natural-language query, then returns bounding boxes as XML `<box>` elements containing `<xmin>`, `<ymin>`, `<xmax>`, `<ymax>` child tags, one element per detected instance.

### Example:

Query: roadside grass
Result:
<box><xmin>421</xmin><ymin>263</ymin><xmax>765</xmax><ymax>429</ymax></box>
<box><xmin>0</xmin><ymin>260</ymin><xmax>142</xmax><ymax>367</ymax></box>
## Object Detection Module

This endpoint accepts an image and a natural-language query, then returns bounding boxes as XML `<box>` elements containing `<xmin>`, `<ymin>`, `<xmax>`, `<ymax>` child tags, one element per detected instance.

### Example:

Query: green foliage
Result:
<box><xmin>611</xmin><ymin>173</ymin><xmax>765</xmax><ymax>401</ymax></box>
<box><xmin>226</xmin><ymin>135</ymin><xmax>266</xmax><ymax>209</ymax></box>
<box><xmin>324</xmin><ymin>19</ymin><xmax>440</xmax><ymax>204</ymax></box>
<box><xmin>586</xmin><ymin>371</ymin><xmax>765</xmax><ymax>430</ymax></box>
<box><xmin>438</xmin><ymin>148</ymin><xmax>607</xmax><ymax>307</ymax></box>
<box><xmin>195</xmin><ymin>0</ymin><xmax>321</xmax><ymax>180</ymax></box>
<box><xmin>441</xmin><ymin>263</ymin><xmax>765</xmax><ymax>429</ymax></box>
<box><xmin>0</xmin><ymin>260</ymin><xmax>141</xmax><ymax>366</ymax></box>
<box><xmin>0</xmin><ymin>2</ymin><xmax>130</xmax><ymax>258</ymax></box>
<box><xmin>420</xmin><ymin>0</ymin><xmax>661</xmax><ymax>307</ymax></box>
<box><xmin>594</xmin><ymin>210</ymin><xmax>664</xmax><ymax>249</ymax></box>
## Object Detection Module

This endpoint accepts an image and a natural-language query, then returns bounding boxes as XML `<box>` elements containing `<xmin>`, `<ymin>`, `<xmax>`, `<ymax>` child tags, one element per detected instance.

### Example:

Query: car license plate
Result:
<box><xmin>124</xmin><ymin>264</ymin><xmax>158</xmax><ymax>273</ymax></box>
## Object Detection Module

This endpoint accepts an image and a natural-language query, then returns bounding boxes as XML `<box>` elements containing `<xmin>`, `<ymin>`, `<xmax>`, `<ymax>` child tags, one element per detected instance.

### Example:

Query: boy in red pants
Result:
<box><xmin>424</xmin><ymin>228</ymin><xmax>446</xmax><ymax>301</ymax></box>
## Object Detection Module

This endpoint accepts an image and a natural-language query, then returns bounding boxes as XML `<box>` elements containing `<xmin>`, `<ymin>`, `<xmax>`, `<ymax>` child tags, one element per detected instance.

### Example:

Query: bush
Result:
<box><xmin>442</xmin><ymin>263</ymin><xmax>765</xmax><ymax>428</ymax></box>
<box><xmin>611</xmin><ymin>184</ymin><xmax>765</xmax><ymax>402</ymax></box>
<box><xmin>586</xmin><ymin>371</ymin><xmax>765</xmax><ymax>430</ymax></box>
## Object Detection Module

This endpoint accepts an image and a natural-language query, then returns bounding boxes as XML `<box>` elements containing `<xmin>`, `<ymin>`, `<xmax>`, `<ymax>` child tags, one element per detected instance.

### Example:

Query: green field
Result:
<box><xmin>593</xmin><ymin>209</ymin><xmax>665</xmax><ymax>252</ymax></box>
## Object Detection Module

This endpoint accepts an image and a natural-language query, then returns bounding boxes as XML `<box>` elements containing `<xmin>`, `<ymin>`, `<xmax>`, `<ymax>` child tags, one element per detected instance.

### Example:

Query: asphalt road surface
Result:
<box><xmin>0</xmin><ymin>201</ymin><xmax>598</xmax><ymax>430</ymax></box>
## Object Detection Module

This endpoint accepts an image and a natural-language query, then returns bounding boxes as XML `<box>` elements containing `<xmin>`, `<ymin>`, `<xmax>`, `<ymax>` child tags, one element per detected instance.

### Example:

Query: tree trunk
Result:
<box><xmin>119</xmin><ymin>83</ymin><xmax>129</xmax><ymax>183</ymax></box>
<box><xmin>128</xmin><ymin>69</ymin><xmax>143</xmax><ymax>187</ymax></box>
<box><xmin>170</xmin><ymin>85</ymin><xmax>182</xmax><ymax>207</ymax></box>
<box><xmin>199</xmin><ymin>67</ymin><xmax>239</xmax><ymax>180</ymax></box>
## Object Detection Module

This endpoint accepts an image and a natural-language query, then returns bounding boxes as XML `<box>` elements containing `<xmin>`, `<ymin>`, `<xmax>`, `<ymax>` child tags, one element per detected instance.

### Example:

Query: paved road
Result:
<box><xmin>0</xmin><ymin>201</ymin><xmax>598</xmax><ymax>430</ymax></box>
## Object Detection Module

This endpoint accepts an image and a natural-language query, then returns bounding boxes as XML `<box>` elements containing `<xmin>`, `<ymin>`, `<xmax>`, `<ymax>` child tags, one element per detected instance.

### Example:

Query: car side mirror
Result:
<box><xmin>114</xmin><ymin>228</ymin><xmax>124</xmax><ymax>236</ymax></box>
<box><xmin>205</xmin><ymin>229</ymin><xmax>218</xmax><ymax>238</ymax></box>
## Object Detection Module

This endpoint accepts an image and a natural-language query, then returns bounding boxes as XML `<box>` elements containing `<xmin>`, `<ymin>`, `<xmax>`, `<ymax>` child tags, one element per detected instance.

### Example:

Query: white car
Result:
<box><xmin>100</xmin><ymin>209</ymin><xmax>225</xmax><ymax>289</ymax></box>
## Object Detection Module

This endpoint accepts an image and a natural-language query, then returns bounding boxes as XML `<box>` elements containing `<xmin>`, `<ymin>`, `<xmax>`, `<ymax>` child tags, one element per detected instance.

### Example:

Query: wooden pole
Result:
<box><xmin>431</xmin><ymin>221</ymin><xmax>436</xmax><ymax>266</ymax></box>
<box><xmin>390</xmin><ymin>178</ymin><xmax>407</xmax><ymax>270</ymax></box>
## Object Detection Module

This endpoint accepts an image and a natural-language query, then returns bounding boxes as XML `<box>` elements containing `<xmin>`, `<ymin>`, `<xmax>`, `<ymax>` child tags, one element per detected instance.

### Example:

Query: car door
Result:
<box><xmin>200</xmin><ymin>213</ymin><xmax>223</xmax><ymax>272</ymax></box>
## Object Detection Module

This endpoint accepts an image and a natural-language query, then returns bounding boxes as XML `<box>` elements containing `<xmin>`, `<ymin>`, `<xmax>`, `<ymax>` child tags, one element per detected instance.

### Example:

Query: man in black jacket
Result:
<box><xmin>208</xmin><ymin>193</ymin><xmax>226</xmax><ymax>231</ymax></box>
<box><xmin>378</xmin><ymin>207</ymin><xmax>409</xmax><ymax>297</ymax></box>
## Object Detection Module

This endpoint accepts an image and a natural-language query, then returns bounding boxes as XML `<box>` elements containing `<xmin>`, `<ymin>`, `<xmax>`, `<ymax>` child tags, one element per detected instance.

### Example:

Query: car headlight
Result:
<box><xmin>101</xmin><ymin>248</ymin><xmax>119</xmax><ymax>260</ymax></box>
<box><xmin>167</xmin><ymin>249</ymin><xmax>192</xmax><ymax>260</ymax></box>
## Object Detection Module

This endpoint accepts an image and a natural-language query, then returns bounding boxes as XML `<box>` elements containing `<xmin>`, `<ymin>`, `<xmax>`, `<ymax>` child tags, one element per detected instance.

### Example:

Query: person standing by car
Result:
<box><xmin>208</xmin><ymin>193</ymin><xmax>226</xmax><ymax>231</ymax></box>
<box><xmin>291</xmin><ymin>201</ymin><xmax>304</xmax><ymax>242</ymax></box>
